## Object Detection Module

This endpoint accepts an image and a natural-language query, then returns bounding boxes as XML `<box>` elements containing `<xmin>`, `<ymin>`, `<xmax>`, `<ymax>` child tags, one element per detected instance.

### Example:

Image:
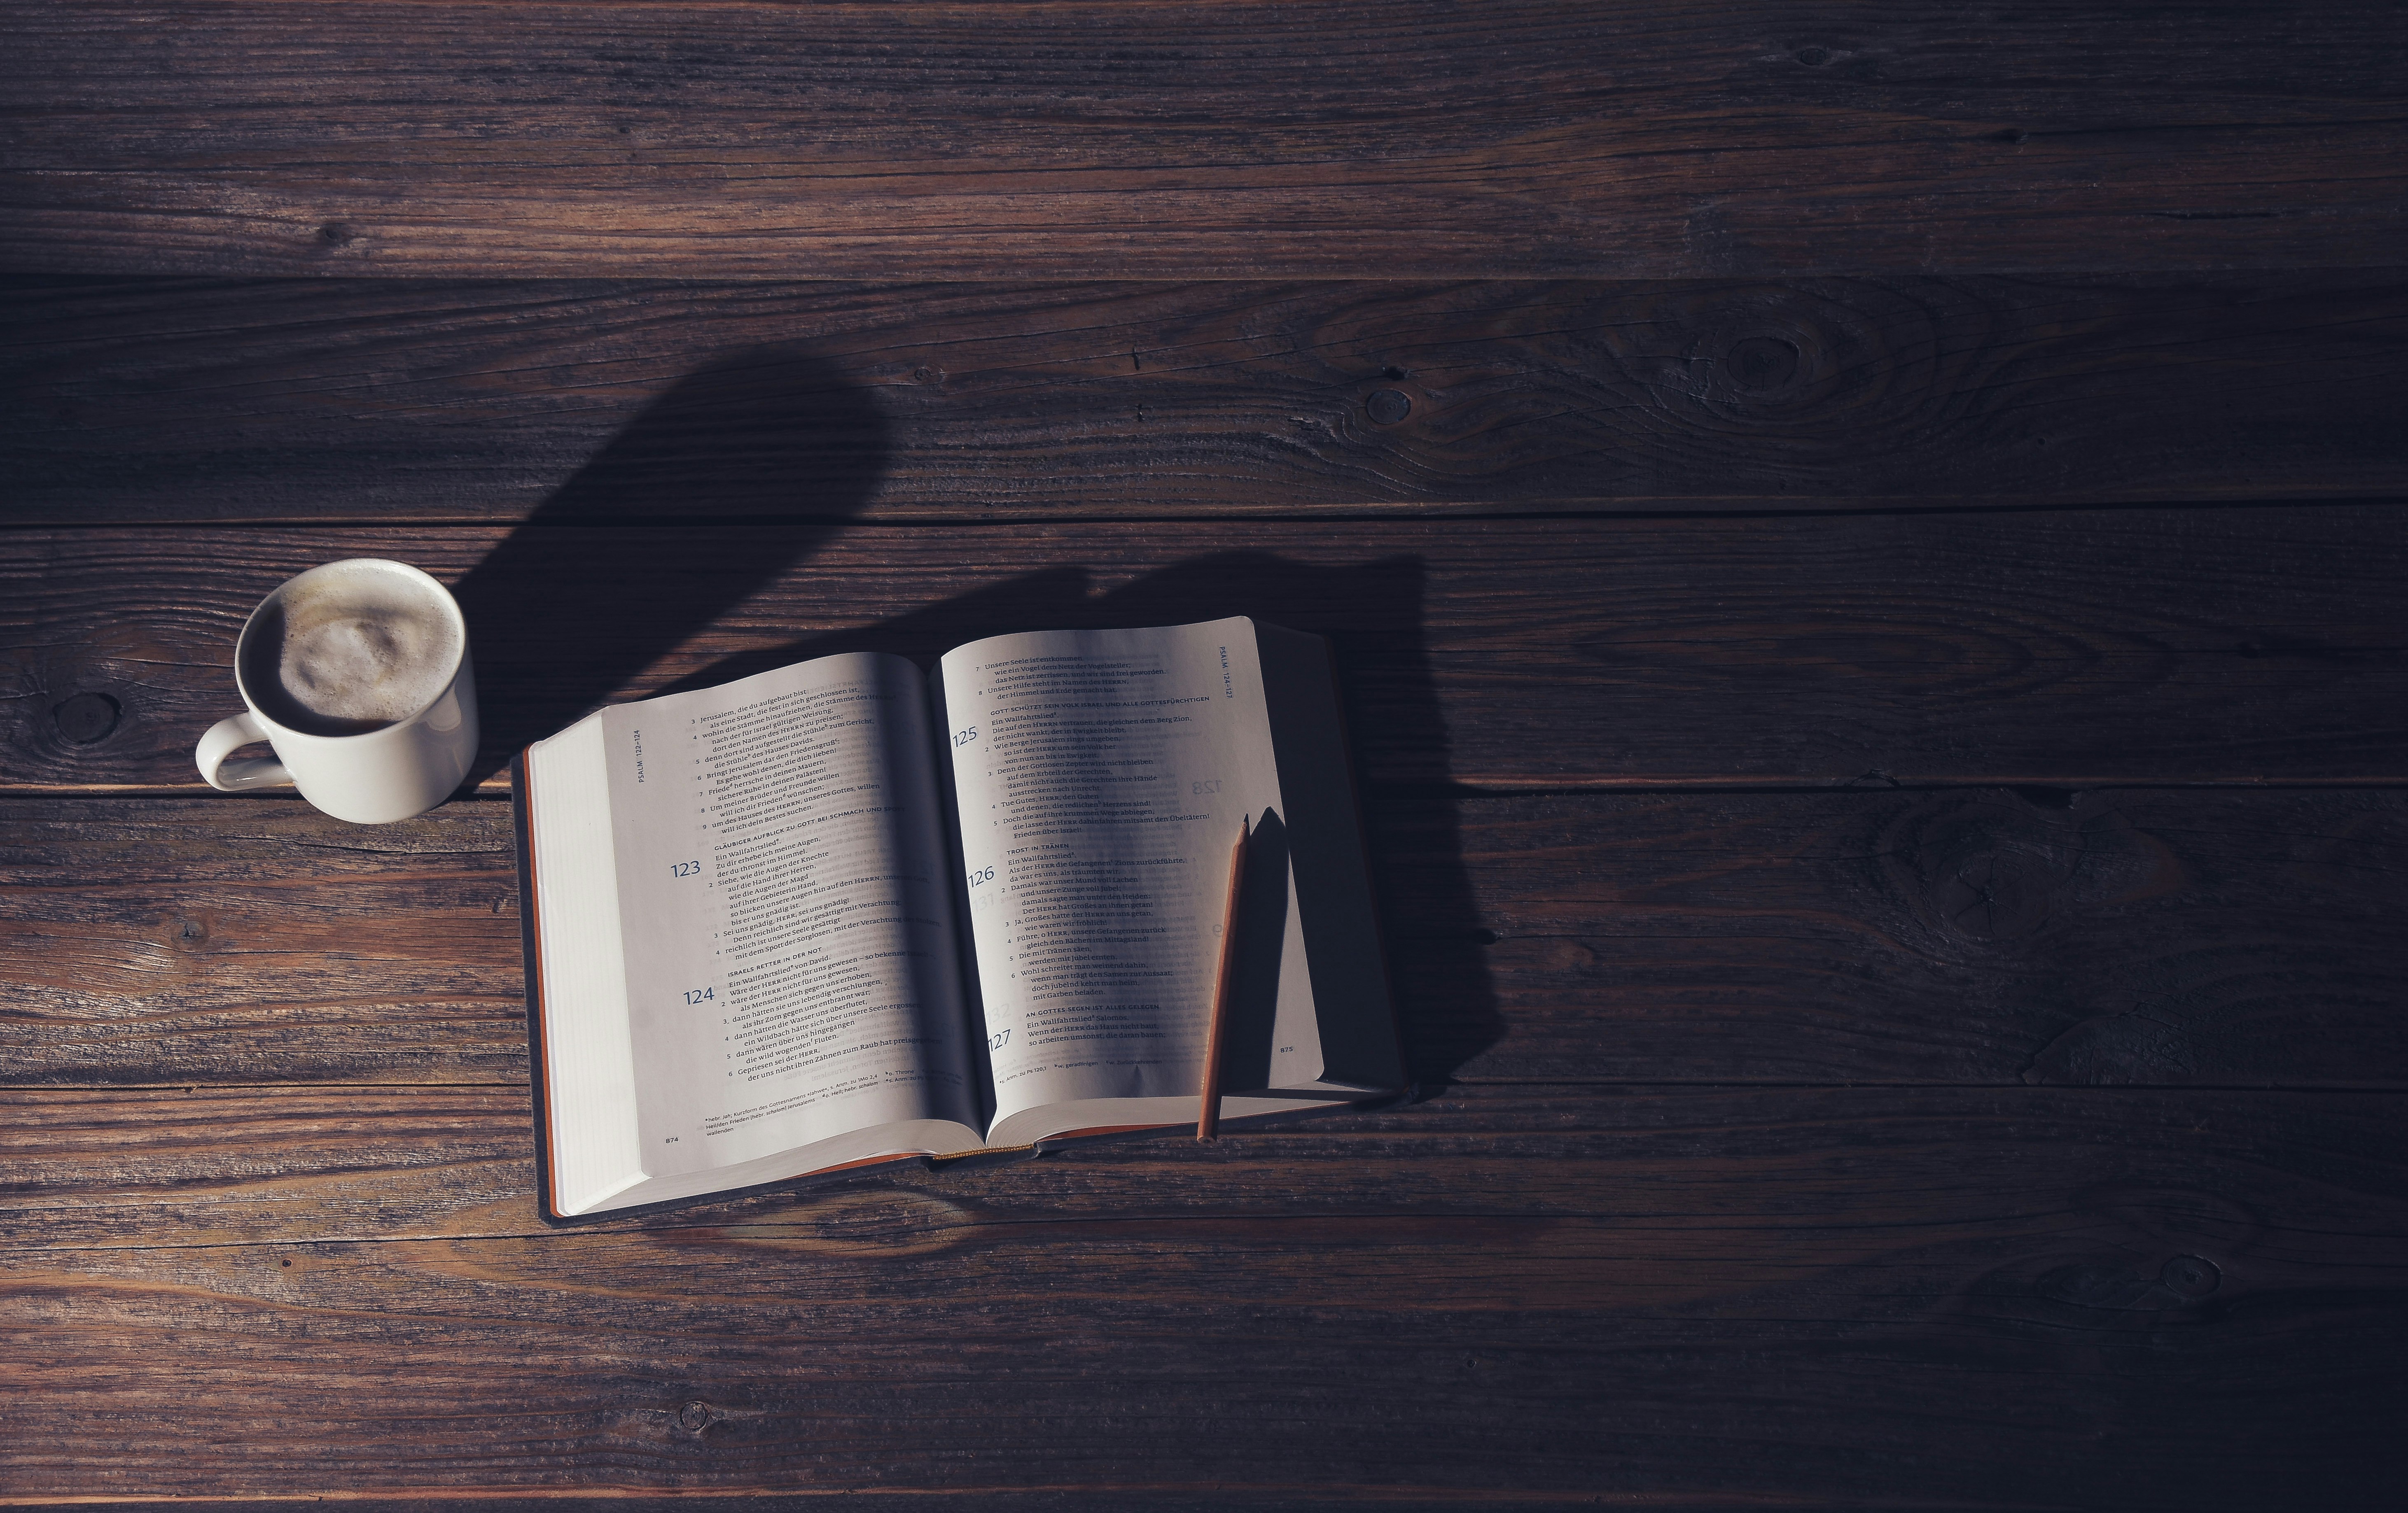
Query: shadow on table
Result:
<box><xmin>666</xmin><ymin>548</ymin><xmax>1504</xmax><ymax>1092</ymax></box>
<box><xmin>457</xmin><ymin>345</ymin><xmax>1500</xmax><ymax>1091</ymax></box>
<box><xmin>451</xmin><ymin>344</ymin><xmax>889</xmax><ymax>780</ymax></box>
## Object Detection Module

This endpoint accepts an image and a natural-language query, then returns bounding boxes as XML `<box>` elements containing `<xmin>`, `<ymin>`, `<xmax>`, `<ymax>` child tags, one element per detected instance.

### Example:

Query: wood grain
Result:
<box><xmin>9</xmin><ymin>275</ymin><xmax>2407</xmax><ymax>523</ymax></box>
<box><xmin>0</xmin><ymin>799</ymin><xmax>526</xmax><ymax>1086</ymax></box>
<box><xmin>6</xmin><ymin>0</ymin><xmax>2403</xmax><ymax>1501</ymax></box>
<box><xmin>3</xmin><ymin>2</ymin><xmax>2402</xmax><ymax>278</ymax></box>
<box><xmin>2</xmin><ymin>1083</ymin><xmax>2401</xmax><ymax>1507</ymax></box>
<box><xmin>6</xmin><ymin>511</ymin><xmax>2404</xmax><ymax>793</ymax></box>
<box><xmin>8</xmin><ymin>788</ymin><xmax>2402</xmax><ymax>1089</ymax></box>
<box><xmin>1413</xmin><ymin>786</ymin><xmax>2408</xmax><ymax>1090</ymax></box>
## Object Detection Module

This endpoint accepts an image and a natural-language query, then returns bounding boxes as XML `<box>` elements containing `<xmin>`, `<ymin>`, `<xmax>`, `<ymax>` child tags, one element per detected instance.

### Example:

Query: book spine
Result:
<box><xmin>510</xmin><ymin>753</ymin><xmax>570</xmax><ymax>1225</ymax></box>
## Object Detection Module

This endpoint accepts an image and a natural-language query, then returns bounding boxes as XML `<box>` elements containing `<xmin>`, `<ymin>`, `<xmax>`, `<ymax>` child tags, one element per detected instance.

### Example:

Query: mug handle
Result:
<box><xmin>195</xmin><ymin>712</ymin><xmax>292</xmax><ymax>791</ymax></box>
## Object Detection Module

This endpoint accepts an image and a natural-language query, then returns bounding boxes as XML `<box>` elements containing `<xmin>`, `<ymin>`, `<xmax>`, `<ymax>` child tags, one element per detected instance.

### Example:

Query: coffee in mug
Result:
<box><xmin>196</xmin><ymin>558</ymin><xmax>480</xmax><ymax>824</ymax></box>
<box><xmin>240</xmin><ymin>560</ymin><xmax>466</xmax><ymax>737</ymax></box>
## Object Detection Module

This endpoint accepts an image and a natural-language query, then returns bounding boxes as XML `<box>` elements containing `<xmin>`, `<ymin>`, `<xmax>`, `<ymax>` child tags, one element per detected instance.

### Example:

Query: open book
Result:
<box><xmin>514</xmin><ymin>617</ymin><xmax>1405</xmax><ymax>1219</ymax></box>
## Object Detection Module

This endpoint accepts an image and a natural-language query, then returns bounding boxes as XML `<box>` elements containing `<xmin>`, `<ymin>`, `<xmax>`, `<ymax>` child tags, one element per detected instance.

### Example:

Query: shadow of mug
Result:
<box><xmin>450</xmin><ymin>344</ymin><xmax>890</xmax><ymax>783</ymax></box>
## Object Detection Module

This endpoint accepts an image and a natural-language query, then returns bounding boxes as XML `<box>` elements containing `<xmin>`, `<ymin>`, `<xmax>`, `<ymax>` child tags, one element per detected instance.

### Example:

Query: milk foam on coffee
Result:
<box><xmin>242</xmin><ymin>562</ymin><xmax>461</xmax><ymax>736</ymax></box>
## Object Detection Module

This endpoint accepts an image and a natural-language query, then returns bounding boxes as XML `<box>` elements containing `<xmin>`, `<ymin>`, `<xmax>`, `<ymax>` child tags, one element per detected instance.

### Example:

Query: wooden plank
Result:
<box><xmin>2</xmin><ymin>2</ymin><xmax>2401</xmax><ymax>279</ymax></box>
<box><xmin>7</xmin><ymin>788</ymin><xmax>2402</xmax><ymax>1089</ymax></box>
<box><xmin>2</xmin><ymin>1084</ymin><xmax>2401</xmax><ymax>1506</ymax></box>
<box><xmin>0</xmin><ymin>799</ymin><xmax>526</xmax><ymax>1086</ymax></box>
<box><xmin>1406</xmin><ymin>787</ymin><xmax>2408</xmax><ymax>1091</ymax></box>
<box><xmin>5</xmin><ymin>510</ymin><xmax>2405</xmax><ymax>793</ymax></box>
<box><xmin>8</xmin><ymin>275</ymin><xmax>2406</xmax><ymax>524</ymax></box>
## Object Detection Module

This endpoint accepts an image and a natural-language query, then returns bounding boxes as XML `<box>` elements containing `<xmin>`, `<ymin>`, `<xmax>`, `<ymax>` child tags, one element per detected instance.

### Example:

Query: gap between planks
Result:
<box><xmin>6</xmin><ymin>495</ymin><xmax>2406</xmax><ymax>532</ymax></box>
<box><xmin>12</xmin><ymin>1080</ymin><xmax>2408</xmax><ymax>1097</ymax></box>
<box><xmin>13</xmin><ymin>778</ymin><xmax>2408</xmax><ymax>800</ymax></box>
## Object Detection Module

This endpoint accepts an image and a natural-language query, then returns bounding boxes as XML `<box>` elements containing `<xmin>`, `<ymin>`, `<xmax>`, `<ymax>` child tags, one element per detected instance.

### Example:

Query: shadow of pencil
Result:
<box><xmin>1221</xmin><ymin>806</ymin><xmax>1292</xmax><ymax>1093</ymax></box>
<box><xmin>458</xmin><ymin>346</ymin><xmax>1498</xmax><ymax>1090</ymax></box>
<box><xmin>450</xmin><ymin>344</ymin><xmax>888</xmax><ymax>785</ymax></box>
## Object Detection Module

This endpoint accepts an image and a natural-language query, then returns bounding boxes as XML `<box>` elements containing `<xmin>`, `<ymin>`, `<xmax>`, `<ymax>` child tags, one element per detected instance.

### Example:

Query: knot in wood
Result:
<box><xmin>1936</xmin><ymin>850</ymin><xmax>2054</xmax><ymax>941</ymax></box>
<box><xmin>676</xmin><ymin>1400</ymin><xmax>712</xmax><ymax>1433</ymax></box>
<box><xmin>1665</xmin><ymin>295</ymin><xmax>1843</xmax><ymax>415</ymax></box>
<box><xmin>2037</xmin><ymin>1252</ymin><xmax>2221</xmax><ymax>1311</ymax></box>
<box><xmin>53</xmin><ymin>691</ymin><xmax>121</xmax><ymax>745</ymax></box>
<box><xmin>1725</xmin><ymin>336</ymin><xmax>1800</xmax><ymax>393</ymax></box>
<box><xmin>1366</xmin><ymin>388</ymin><xmax>1412</xmax><ymax>425</ymax></box>
<box><xmin>1882</xmin><ymin>794</ymin><xmax>2085</xmax><ymax>947</ymax></box>
<box><xmin>2160</xmin><ymin>1254</ymin><xmax>2220</xmax><ymax>1300</ymax></box>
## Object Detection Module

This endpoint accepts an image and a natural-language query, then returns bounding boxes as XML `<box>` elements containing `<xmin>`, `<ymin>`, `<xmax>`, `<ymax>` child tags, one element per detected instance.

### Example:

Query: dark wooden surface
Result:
<box><xmin>10</xmin><ymin>789</ymin><xmax>2408</xmax><ymax>1090</ymax></box>
<box><xmin>5</xmin><ymin>4</ymin><xmax>2407</xmax><ymax>1508</ymax></box>
<box><xmin>10</xmin><ymin>509</ymin><xmax>2408</xmax><ymax>793</ymax></box>
<box><xmin>9</xmin><ymin>275</ymin><xmax>2407</xmax><ymax>522</ymax></box>
<box><xmin>4</xmin><ymin>2</ymin><xmax>2404</xmax><ymax>277</ymax></box>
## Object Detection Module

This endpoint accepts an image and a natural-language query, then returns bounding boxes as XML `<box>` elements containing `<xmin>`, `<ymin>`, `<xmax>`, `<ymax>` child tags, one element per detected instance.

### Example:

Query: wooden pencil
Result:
<box><xmin>1196</xmin><ymin>818</ymin><xmax>1250</xmax><ymax>1140</ymax></box>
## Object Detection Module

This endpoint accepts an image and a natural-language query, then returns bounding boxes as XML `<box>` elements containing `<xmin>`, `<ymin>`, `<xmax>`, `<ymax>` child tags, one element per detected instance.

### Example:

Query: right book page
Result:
<box><xmin>935</xmin><ymin>617</ymin><xmax>1403</xmax><ymax>1149</ymax></box>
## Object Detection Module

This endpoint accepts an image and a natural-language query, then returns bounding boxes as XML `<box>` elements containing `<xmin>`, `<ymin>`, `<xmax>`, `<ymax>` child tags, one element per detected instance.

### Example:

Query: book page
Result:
<box><xmin>601</xmin><ymin>653</ymin><xmax>980</xmax><ymax>1176</ymax></box>
<box><xmin>519</xmin><ymin>719</ymin><xmax>647</xmax><ymax>1217</ymax></box>
<box><xmin>937</xmin><ymin>618</ymin><xmax>1287</xmax><ymax>1133</ymax></box>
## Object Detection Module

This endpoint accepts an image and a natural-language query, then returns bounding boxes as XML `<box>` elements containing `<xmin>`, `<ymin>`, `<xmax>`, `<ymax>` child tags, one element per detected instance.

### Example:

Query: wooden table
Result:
<box><xmin>5</xmin><ymin>4</ymin><xmax>2406</xmax><ymax>1506</ymax></box>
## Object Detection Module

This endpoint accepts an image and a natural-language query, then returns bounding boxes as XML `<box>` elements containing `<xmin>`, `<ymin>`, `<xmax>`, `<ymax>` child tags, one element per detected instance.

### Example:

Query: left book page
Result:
<box><xmin>522</xmin><ymin>651</ymin><xmax>985</xmax><ymax>1219</ymax></box>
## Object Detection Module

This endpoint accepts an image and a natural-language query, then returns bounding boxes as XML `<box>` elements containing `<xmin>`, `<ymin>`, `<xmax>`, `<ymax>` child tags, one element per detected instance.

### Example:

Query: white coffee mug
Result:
<box><xmin>194</xmin><ymin>558</ymin><xmax>480</xmax><ymax>824</ymax></box>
